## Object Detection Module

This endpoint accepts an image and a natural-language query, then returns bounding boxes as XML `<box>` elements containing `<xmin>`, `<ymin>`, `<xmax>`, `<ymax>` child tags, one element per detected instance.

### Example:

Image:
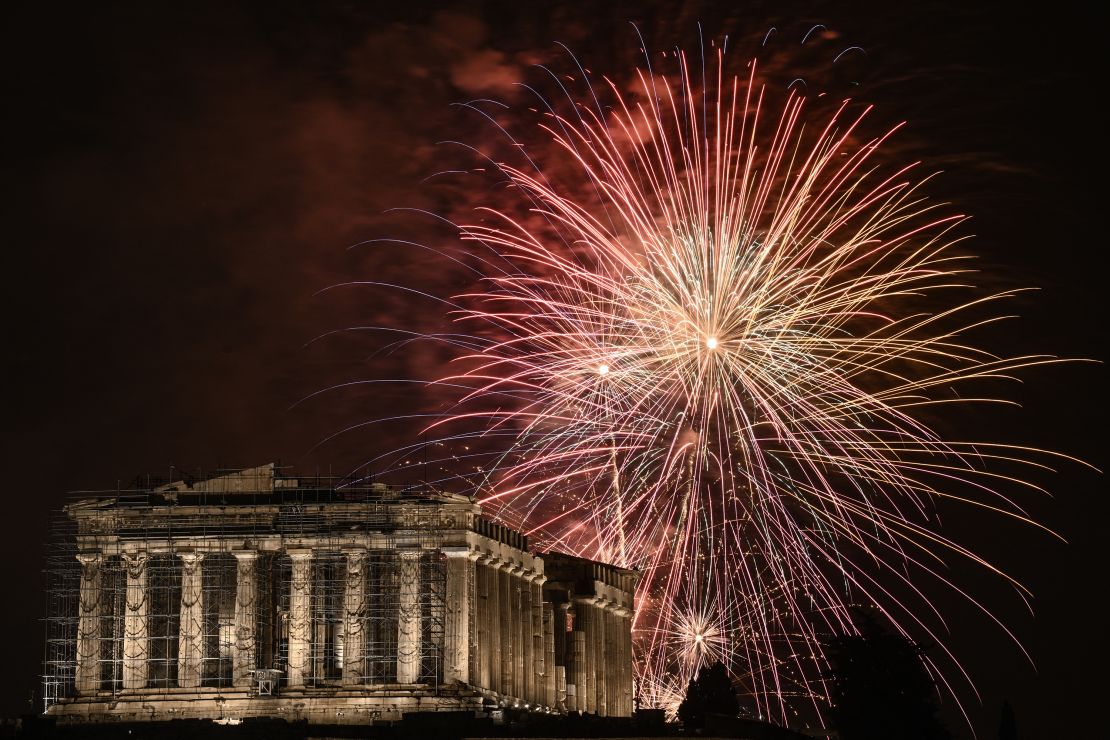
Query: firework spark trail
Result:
<box><xmin>353</xmin><ymin>42</ymin><xmax>1090</xmax><ymax>725</ymax></box>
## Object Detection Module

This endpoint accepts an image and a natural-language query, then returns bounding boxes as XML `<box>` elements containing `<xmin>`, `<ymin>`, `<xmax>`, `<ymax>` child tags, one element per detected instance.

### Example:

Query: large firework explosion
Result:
<box><xmin>350</xmin><ymin>35</ymin><xmax>1081</xmax><ymax>727</ymax></box>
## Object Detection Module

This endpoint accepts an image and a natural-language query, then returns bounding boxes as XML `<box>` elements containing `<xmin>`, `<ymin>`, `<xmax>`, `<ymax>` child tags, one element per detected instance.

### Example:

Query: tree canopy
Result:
<box><xmin>825</xmin><ymin>613</ymin><xmax>949</xmax><ymax>740</ymax></box>
<box><xmin>677</xmin><ymin>661</ymin><xmax>740</xmax><ymax>729</ymax></box>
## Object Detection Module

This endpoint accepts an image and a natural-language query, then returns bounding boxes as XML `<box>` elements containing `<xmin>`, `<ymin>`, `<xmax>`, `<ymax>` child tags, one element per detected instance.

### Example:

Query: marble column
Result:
<box><xmin>467</xmin><ymin>551</ymin><xmax>480</xmax><ymax>685</ymax></box>
<box><xmin>627</xmin><ymin>608</ymin><xmax>634</xmax><ymax>716</ymax></box>
<box><xmin>603</xmin><ymin>601</ymin><xmax>614</xmax><ymax>716</ymax></box>
<box><xmin>555</xmin><ymin>602</ymin><xmax>570</xmax><ymax>710</ymax></box>
<box><xmin>177</xmin><ymin>552</ymin><xmax>205</xmax><ymax>689</ymax></box>
<box><xmin>287</xmin><ymin>550</ymin><xmax>313</xmax><ymax>687</ymax></box>
<box><xmin>620</xmin><ymin>606</ymin><xmax>633</xmax><ymax>716</ymax></box>
<box><xmin>396</xmin><ymin>550</ymin><xmax>423</xmax><ymax>684</ymax></box>
<box><xmin>475</xmin><ymin>556</ymin><xmax>490</xmax><ymax>689</ymax></box>
<box><xmin>230</xmin><ymin>551</ymin><xmax>258</xmax><ymax>687</ymax></box>
<box><xmin>611</xmin><ymin>606</ymin><xmax>622</xmax><ymax>716</ymax></box>
<box><xmin>529</xmin><ymin>575</ymin><xmax>545</xmax><ymax>704</ymax></box>
<box><xmin>485</xmin><ymin>557</ymin><xmax>501</xmax><ymax>693</ymax></box>
<box><xmin>594</xmin><ymin>603</ymin><xmax>612</xmax><ymax>718</ymax></box>
<box><xmin>499</xmin><ymin>563</ymin><xmax>515</xmax><ymax>697</ymax></box>
<box><xmin>580</xmin><ymin>600</ymin><xmax>597</xmax><ymax>713</ymax></box>
<box><xmin>121</xmin><ymin>553</ymin><xmax>148</xmax><ymax>690</ymax></box>
<box><xmin>571</xmin><ymin>607</ymin><xmax>587</xmax><ymax>713</ymax></box>
<box><xmin>74</xmin><ymin>553</ymin><xmax>102</xmax><ymax>694</ymax></box>
<box><xmin>341</xmin><ymin>549</ymin><xmax>366</xmax><ymax>686</ymax></box>
<box><xmin>443</xmin><ymin>547</ymin><xmax>471</xmax><ymax>684</ymax></box>
<box><xmin>594</xmin><ymin>599</ymin><xmax>608</xmax><ymax>716</ymax></box>
<box><xmin>543</xmin><ymin>601</ymin><xmax>556</xmax><ymax>708</ymax></box>
<box><xmin>612</xmin><ymin>605</ymin><xmax>624</xmax><ymax>716</ymax></box>
<box><xmin>313</xmin><ymin>605</ymin><xmax>327</xmax><ymax>682</ymax></box>
<box><xmin>514</xmin><ymin>572</ymin><xmax>526</xmax><ymax>700</ymax></box>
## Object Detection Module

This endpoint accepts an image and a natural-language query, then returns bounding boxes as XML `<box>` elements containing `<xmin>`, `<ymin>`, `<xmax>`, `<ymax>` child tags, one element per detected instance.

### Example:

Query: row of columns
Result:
<box><xmin>564</xmin><ymin>596</ymin><xmax>633</xmax><ymax>717</ymax></box>
<box><xmin>299</xmin><ymin>547</ymin><xmax>438</xmax><ymax>688</ymax></box>
<box><xmin>74</xmin><ymin>547</ymin><xmax>451</xmax><ymax>694</ymax></box>
<box><xmin>76</xmin><ymin>550</ymin><xmax>262</xmax><ymax>693</ymax></box>
<box><xmin>74</xmin><ymin>546</ymin><xmax>634</xmax><ymax>715</ymax></box>
<box><xmin>473</xmin><ymin>554</ymin><xmax>550</xmax><ymax>707</ymax></box>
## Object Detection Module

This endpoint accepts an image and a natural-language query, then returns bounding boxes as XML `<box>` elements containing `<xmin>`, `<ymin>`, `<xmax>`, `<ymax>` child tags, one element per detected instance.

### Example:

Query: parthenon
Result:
<box><xmin>42</xmin><ymin>464</ymin><xmax>639</xmax><ymax>725</ymax></box>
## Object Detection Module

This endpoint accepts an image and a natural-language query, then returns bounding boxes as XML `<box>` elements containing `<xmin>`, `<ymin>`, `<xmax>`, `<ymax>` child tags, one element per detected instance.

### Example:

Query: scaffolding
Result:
<box><xmin>42</xmin><ymin>466</ymin><xmax>450</xmax><ymax>712</ymax></box>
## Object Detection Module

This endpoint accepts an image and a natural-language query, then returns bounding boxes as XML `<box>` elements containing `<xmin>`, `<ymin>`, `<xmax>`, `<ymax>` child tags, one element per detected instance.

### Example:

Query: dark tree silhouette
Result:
<box><xmin>999</xmin><ymin>699</ymin><xmax>1017</xmax><ymax>740</ymax></box>
<box><xmin>677</xmin><ymin>661</ymin><xmax>739</xmax><ymax>729</ymax></box>
<box><xmin>825</xmin><ymin>613</ymin><xmax>950</xmax><ymax>740</ymax></box>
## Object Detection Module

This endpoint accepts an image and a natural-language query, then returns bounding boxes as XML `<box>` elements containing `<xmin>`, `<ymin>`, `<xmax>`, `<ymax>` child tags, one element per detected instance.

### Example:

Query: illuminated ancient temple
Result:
<box><xmin>42</xmin><ymin>464</ymin><xmax>638</xmax><ymax>725</ymax></box>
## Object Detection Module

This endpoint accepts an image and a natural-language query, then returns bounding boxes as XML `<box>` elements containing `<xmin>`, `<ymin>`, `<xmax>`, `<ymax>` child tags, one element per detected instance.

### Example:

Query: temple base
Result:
<box><xmin>46</xmin><ymin>685</ymin><xmax>488</xmax><ymax>725</ymax></box>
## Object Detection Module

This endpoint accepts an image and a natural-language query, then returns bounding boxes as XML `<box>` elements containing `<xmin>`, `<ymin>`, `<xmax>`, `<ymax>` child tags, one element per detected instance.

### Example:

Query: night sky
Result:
<box><xmin>3</xmin><ymin>2</ymin><xmax>1105</xmax><ymax>736</ymax></box>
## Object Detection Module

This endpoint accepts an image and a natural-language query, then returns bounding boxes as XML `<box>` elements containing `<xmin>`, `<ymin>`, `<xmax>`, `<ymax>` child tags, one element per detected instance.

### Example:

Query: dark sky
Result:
<box><xmin>3</xmin><ymin>1</ymin><xmax>1105</xmax><ymax>736</ymax></box>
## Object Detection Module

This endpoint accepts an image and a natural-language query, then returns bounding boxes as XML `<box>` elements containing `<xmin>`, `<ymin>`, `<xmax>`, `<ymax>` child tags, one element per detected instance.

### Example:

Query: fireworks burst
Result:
<box><xmin>355</xmin><ymin>37</ymin><xmax>1083</xmax><ymax>726</ymax></box>
<box><xmin>666</xmin><ymin>602</ymin><xmax>728</xmax><ymax>670</ymax></box>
